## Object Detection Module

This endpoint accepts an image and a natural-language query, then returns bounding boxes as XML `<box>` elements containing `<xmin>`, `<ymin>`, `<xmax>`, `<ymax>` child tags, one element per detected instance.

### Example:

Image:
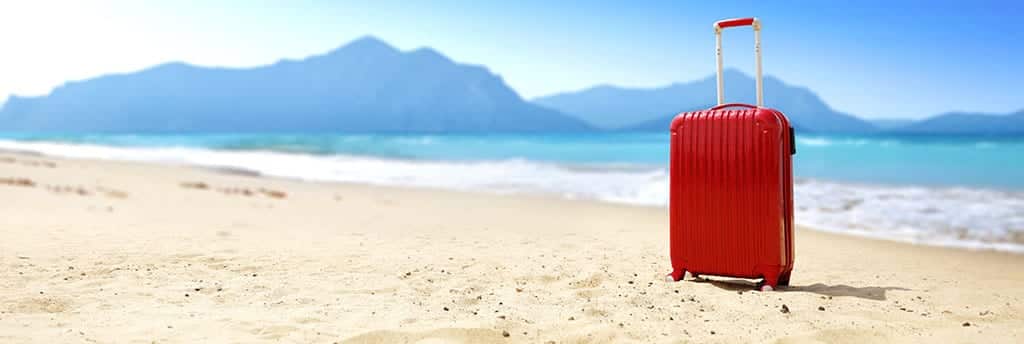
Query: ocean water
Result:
<box><xmin>1</xmin><ymin>132</ymin><xmax>1022</xmax><ymax>252</ymax></box>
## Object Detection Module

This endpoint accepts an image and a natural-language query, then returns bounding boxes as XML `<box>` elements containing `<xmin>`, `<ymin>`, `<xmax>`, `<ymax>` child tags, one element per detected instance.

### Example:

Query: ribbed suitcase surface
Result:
<box><xmin>668</xmin><ymin>106</ymin><xmax>794</xmax><ymax>288</ymax></box>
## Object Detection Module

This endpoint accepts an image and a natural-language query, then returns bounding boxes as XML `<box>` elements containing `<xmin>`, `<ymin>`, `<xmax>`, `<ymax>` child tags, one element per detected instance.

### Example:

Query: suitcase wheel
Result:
<box><xmin>760</xmin><ymin>271</ymin><xmax>782</xmax><ymax>291</ymax></box>
<box><xmin>666</xmin><ymin>269</ymin><xmax>687</xmax><ymax>282</ymax></box>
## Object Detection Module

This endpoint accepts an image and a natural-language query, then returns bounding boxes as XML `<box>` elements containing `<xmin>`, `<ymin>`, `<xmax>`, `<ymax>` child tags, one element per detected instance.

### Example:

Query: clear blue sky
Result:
<box><xmin>1</xmin><ymin>0</ymin><xmax>1021</xmax><ymax>119</ymax></box>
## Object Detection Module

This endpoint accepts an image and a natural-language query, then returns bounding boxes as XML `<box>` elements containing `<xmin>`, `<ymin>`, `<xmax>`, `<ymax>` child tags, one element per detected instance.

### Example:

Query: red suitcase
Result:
<box><xmin>666</xmin><ymin>18</ymin><xmax>795</xmax><ymax>291</ymax></box>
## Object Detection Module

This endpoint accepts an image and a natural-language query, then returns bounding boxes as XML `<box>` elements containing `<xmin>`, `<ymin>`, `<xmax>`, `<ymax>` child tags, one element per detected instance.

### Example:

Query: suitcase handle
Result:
<box><xmin>710</xmin><ymin>103</ymin><xmax>757</xmax><ymax>111</ymax></box>
<box><xmin>715</xmin><ymin>18</ymin><xmax>756</xmax><ymax>29</ymax></box>
<box><xmin>714</xmin><ymin>17</ymin><xmax>763</xmax><ymax>108</ymax></box>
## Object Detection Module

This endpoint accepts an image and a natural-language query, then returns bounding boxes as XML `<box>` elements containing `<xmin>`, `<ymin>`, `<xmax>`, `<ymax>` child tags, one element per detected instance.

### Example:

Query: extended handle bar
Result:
<box><xmin>713</xmin><ymin>17</ymin><xmax>763</xmax><ymax>107</ymax></box>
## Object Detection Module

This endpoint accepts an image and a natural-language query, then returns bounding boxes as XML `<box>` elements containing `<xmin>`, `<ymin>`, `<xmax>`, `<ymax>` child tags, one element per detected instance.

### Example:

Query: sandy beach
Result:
<box><xmin>1</xmin><ymin>151</ymin><xmax>1022</xmax><ymax>343</ymax></box>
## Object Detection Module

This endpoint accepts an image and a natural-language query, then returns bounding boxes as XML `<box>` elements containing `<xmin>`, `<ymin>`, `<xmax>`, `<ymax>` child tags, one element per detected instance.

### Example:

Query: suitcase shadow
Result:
<box><xmin>693</xmin><ymin>278</ymin><xmax>908</xmax><ymax>300</ymax></box>
<box><xmin>784</xmin><ymin>283</ymin><xmax>909</xmax><ymax>301</ymax></box>
<box><xmin>691</xmin><ymin>277</ymin><xmax>760</xmax><ymax>291</ymax></box>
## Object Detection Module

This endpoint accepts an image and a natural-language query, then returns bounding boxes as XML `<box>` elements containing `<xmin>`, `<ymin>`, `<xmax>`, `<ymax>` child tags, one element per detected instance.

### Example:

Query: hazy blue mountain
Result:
<box><xmin>0</xmin><ymin>37</ymin><xmax>591</xmax><ymax>133</ymax></box>
<box><xmin>893</xmin><ymin>110</ymin><xmax>1024</xmax><ymax>135</ymax></box>
<box><xmin>534</xmin><ymin>69</ymin><xmax>877</xmax><ymax>133</ymax></box>
<box><xmin>870</xmin><ymin>118</ymin><xmax>917</xmax><ymax>130</ymax></box>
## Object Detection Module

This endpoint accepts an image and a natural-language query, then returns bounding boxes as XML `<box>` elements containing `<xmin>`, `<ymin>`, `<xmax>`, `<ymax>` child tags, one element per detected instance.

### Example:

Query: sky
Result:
<box><xmin>0</xmin><ymin>0</ymin><xmax>1021</xmax><ymax>119</ymax></box>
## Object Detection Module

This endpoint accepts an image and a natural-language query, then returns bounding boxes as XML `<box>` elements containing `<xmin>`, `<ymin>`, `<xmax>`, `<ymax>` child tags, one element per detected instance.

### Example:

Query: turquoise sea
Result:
<box><xmin>2</xmin><ymin>132</ymin><xmax>1023</xmax><ymax>188</ymax></box>
<box><xmin>1</xmin><ymin>132</ymin><xmax>1022</xmax><ymax>252</ymax></box>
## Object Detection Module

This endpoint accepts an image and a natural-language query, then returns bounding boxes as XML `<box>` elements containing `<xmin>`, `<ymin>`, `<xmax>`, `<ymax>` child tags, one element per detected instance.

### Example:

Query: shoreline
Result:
<box><xmin>2</xmin><ymin>143</ymin><xmax>1023</xmax><ymax>254</ymax></box>
<box><xmin>2</xmin><ymin>150</ymin><xmax>1023</xmax><ymax>342</ymax></box>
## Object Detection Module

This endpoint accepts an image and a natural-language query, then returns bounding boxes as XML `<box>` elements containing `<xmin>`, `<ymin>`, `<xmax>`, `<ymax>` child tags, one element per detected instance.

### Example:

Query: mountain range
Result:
<box><xmin>0</xmin><ymin>37</ymin><xmax>591</xmax><ymax>133</ymax></box>
<box><xmin>0</xmin><ymin>36</ymin><xmax>1021</xmax><ymax>135</ymax></box>
<box><xmin>868</xmin><ymin>119</ymin><xmax>917</xmax><ymax>131</ymax></box>
<box><xmin>891</xmin><ymin>110</ymin><xmax>1024</xmax><ymax>135</ymax></box>
<box><xmin>534</xmin><ymin>69</ymin><xmax>876</xmax><ymax>133</ymax></box>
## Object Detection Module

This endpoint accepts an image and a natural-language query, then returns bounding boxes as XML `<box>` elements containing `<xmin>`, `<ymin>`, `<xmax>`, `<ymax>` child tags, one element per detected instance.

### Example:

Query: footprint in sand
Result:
<box><xmin>180</xmin><ymin>181</ymin><xmax>209</xmax><ymax>190</ymax></box>
<box><xmin>570</xmin><ymin>273</ymin><xmax>605</xmax><ymax>289</ymax></box>
<box><xmin>5</xmin><ymin>297</ymin><xmax>72</xmax><ymax>314</ymax></box>
<box><xmin>44</xmin><ymin>185</ymin><xmax>91</xmax><ymax>196</ymax></box>
<box><xmin>218</xmin><ymin>187</ymin><xmax>255</xmax><ymax>197</ymax></box>
<box><xmin>537</xmin><ymin>274</ymin><xmax>560</xmax><ymax>284</ymax></box>
<box><xmin>257</xmin><ymin>188</ymin><xmax>287</xmax><ymax>199</ymax></box>
<box><xmin>584</xmin><ymin>308</ymin><xmax>610</xmax><ymax>318</ymax></box>
<box><xmin>23</xmin><ymin>160</ymin><xmax>57</xmax><ymax>168</ymax></box>
<box><xmin>575</xmin><ymin>289</ymin><xmax>603</xmax><ymax>299</ymax></box>
<box><xmin>0</xmin><ymin>157</ymin><xmax>56</xmax><ymax>168</ymax></box>
<box><xmin>0</xmin><ymin>177</ymin><xmax>36</xmax><ymax>187</ymax></box>
<box><xmin>180</xmin><ymin>181</ymin><xmax>287</xmax><ymax>199</ymax></box>
<box><xmin>95</xmin><ymin>187</ymin><xmax>129</xmax><ymax>199</ymax></box>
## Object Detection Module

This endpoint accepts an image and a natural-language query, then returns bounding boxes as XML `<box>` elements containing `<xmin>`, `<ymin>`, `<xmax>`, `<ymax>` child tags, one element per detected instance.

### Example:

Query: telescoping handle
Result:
<box><xmin>714</xmin><ymin>17</ymin><xmax>762</xmax><ymax>107</ymax></box>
